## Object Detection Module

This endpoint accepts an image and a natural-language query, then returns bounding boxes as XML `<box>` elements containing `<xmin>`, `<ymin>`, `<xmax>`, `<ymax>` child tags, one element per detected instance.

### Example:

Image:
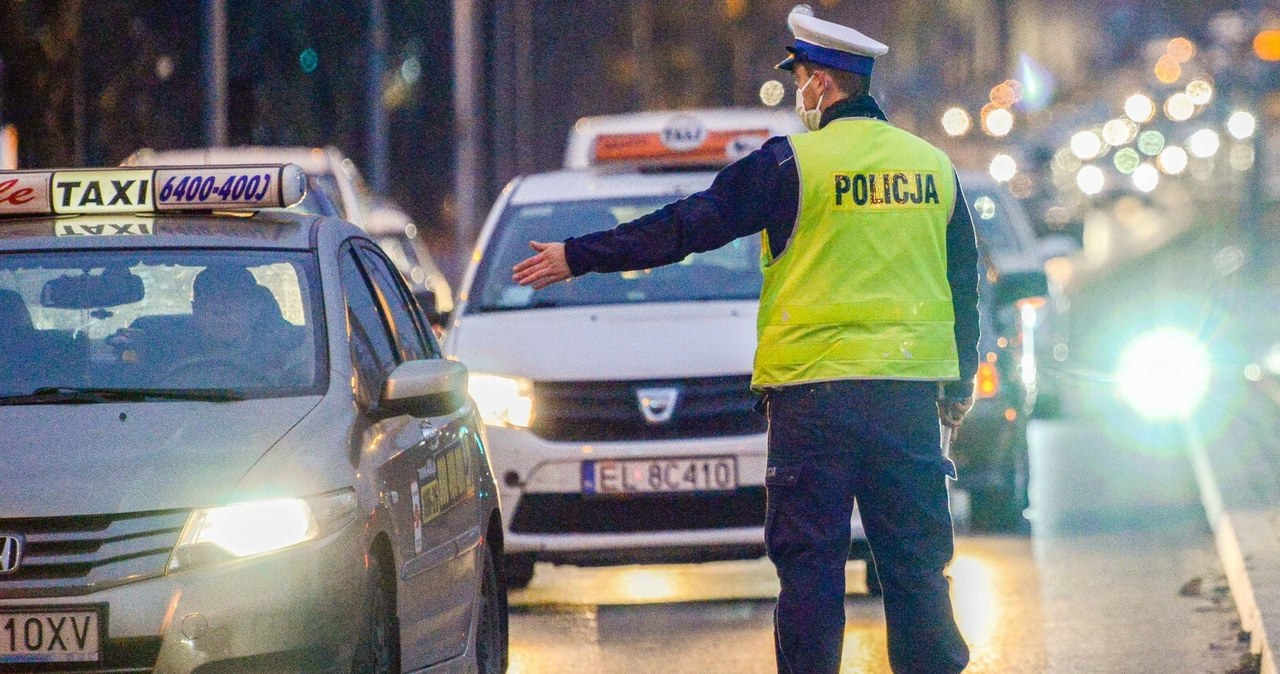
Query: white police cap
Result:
<box><xmin>776</xmin><ymin>10</ymin><xmax>888</xmax><ymax>76</ymax></box>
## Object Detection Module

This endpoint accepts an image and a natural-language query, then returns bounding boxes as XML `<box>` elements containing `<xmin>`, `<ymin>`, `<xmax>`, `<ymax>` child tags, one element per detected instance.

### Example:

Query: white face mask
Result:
<box><xmin>795</xmin><ymin>74</ymin><xmax>824</xmax><ymax>132</ymax></box>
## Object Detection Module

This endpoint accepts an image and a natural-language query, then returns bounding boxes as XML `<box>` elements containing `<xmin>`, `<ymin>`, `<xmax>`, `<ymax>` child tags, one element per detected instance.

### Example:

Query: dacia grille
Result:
<box><xmin>510</xmin><ymin>487</ymin><xmax>767</xmax><ymax>534</ymax></box>
<box><xmin>530</xmin><ymin>375</ymin><xmax>765</xmax><ymax>442</ymax></box>
<box><xmin>0</xmin><ymin>510</ymin><xmax>188</xmax><ymax>599</ymax></box>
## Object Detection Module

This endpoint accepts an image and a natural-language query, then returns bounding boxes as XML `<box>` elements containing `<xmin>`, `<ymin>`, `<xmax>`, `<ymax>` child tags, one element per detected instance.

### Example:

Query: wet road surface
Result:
<box><xmin>506</xmin><ymin>417</ymin><xmax>1253</xmax><ymax>673</ymax></box>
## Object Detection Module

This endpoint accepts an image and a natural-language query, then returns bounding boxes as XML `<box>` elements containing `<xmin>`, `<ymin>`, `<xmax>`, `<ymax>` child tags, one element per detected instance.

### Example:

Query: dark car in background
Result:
<box><xmin>953</xmin><ymin>171</ymin><xmax>1066</xmax><ymax>530</ymax></box>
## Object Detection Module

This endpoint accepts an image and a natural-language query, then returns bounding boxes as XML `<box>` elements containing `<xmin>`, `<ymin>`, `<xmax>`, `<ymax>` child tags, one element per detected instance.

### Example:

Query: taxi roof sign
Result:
<box><xmin>0</xmin><ymin>164</ymin><xmax>307</xmax><ymax>218</ymax></box>
<box><xmin>564</xmin><ymin>108</ymin><xmax>804</xmax><ymax>170</ymax></box>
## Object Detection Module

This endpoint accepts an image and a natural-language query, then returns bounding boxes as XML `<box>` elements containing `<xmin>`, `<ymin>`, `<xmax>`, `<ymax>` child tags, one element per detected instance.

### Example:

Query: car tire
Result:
<box><xmin>476</xmin><ymin>543</ymin><xmax>509</xmax><ymax>674</ymax></box>
<box><xmin>351</xmin><ymin>550</ymin><xmax>400</xmax><ymax>674</ymax></box>
<box><xmin>504</xmin><ymin>552</ymin><xmax>535</xmax><ymax>590</ymax></box>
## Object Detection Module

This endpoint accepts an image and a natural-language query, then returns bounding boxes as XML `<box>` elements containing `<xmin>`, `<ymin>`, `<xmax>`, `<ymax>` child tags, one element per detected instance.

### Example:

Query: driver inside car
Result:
<box><xmin>159</xmin><ymin>264</ymin><xmax>309</xmax><ymax>388</ymax></box>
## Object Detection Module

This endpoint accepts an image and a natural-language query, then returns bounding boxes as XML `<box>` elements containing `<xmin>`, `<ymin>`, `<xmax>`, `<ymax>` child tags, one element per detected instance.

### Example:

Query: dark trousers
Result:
<box><xmin>764</xmin><ymin>380</ymin><xmax>969</xmax><ymax>674</ymax></box>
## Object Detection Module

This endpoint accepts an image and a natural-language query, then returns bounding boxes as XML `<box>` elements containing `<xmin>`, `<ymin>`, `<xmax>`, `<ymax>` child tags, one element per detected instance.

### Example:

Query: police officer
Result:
<box><xmin>513</xmin><ymin>10</ymin><xmax>977</xmax><ymax>674</ymax></box>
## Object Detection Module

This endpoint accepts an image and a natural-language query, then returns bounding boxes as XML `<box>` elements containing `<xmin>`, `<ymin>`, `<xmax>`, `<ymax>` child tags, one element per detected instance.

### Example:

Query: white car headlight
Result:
<box><xmin>169</xmin><ymin>489</ymin><xmax>356</xmax><ymax>572</ymax></box>
<box><xmin>1115</xmin><ymin>327</ymin><xmax>1210</xmax><ymax>421</ymax></box>
<box><xmin>468</xmin><ymin>373</ymin><xmax>534</xmax><ymax>427</ymax></box>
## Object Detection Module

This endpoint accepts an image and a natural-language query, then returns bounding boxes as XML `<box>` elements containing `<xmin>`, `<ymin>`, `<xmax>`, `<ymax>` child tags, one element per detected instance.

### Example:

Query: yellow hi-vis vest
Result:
<box><xmin>753</xmin><ymin>118</ymin><xmax>960</xmax><ymax>389</ymax></box>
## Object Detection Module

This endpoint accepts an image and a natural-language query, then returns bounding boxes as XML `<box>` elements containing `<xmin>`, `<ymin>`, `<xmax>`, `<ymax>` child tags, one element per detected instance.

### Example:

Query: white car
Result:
<box><xmin>0</xmin><ymin>164</ymin><xmax>506</xmax><ymax>672</ymax></box>
<box><xmin>443</xmin><ymin>109</ymin><xmax>879</xmax><ymax>588</ymax></box>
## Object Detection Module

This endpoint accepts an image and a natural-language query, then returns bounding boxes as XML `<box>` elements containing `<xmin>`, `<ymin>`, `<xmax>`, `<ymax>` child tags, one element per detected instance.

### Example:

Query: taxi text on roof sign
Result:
<box><xmin>0</xmin><ymin>164</ymin><xmax>307</xmax><ymax>217</ymax></box>
<box><xmin>592</xmin><ymin>115</ymin><xmax>771</xmax><ymax>167</ymax></box>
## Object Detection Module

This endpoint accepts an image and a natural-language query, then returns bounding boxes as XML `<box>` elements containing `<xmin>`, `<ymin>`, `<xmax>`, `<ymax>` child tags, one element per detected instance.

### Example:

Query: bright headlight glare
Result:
<box><xmin>169</xmin><ymin>490</ymin><xmax>355</xmax><ymax>571</ymax></box>
<box><xmin>1115</xmin><ymin>328</ymin><xmax>1210</xmax><ymax>420</ymax></box>
<box><xmin>469</xmin><ymin>373</ymin><xmax>534</xmax><ymax>427</ymax></box>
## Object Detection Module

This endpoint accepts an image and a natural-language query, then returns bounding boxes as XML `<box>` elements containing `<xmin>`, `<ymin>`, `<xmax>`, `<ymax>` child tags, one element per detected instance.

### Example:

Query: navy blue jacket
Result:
<box><xmin>564</xmin><ymin>95</ymin><xmax>980</xmax><ymax>400</ymax></box>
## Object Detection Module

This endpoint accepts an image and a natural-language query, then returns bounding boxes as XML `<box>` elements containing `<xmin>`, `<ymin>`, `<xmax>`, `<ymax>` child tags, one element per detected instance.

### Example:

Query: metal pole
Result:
<box><xmin>73</xmin><ymin>8</ymin><xmax>86</xmax><ymax>164</ymax></box>
<box><xmin>368</xmin><ymin>0</ymin><xmax>389</xmax><ymax>195</ymax></box>
<box><xmin>453</xmin><ymin>0</ymin><xmax>483</xmax><ymax>261</ymax></box>
<box><xmin>513</xmin><ymin>0</ymin><xmax>534</xmax><ymax>174</ymax></box>
<box><xmin>631</xmin><ymin>0</ymin><xmax>656</xmax><ymax>109</ymax></box>
<box><xmin>203</xmin><ymin>0</ymin><xmax>228</xmax><ymax>147</ymax></box>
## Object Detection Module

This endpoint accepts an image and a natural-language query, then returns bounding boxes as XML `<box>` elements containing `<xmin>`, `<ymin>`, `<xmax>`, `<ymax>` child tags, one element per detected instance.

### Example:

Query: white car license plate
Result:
<box><xmin>583</xmin><ymin>456</ymin><xmax>738</xmax><ymax>494</ymax></box>
<box><xmin>0</xmin><ymin>607</ymin><xmax>102</xmax><ymax>663</ymax></box>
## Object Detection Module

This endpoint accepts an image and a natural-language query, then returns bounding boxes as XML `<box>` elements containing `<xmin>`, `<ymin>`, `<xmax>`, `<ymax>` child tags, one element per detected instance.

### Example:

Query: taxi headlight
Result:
<box><xmin>468</xmin><ymin>373</ymin><xmax>534</xmax><ymax>428</ymax></box>
<box><xmin>1115</xmin><ymin>328</ymin><xmax>1210</xmax><ymax>420</ymax></box>
<box><xmin>168</xmin><ymin>489</ymin><xmax>356</xmax><ymax>572</ymax></box>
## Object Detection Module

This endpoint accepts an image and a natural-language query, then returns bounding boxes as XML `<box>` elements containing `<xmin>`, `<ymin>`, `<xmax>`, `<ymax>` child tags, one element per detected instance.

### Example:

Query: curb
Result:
<box><xmin>1187</xmin><ymin>426</ymin><xmax>1278</xmax><ymax>674</ymax></box>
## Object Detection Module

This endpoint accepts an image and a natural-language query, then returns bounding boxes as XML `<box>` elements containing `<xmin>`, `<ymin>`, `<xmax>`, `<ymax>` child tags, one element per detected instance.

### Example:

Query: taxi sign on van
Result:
<box><xmin>593</xmin><ymin>125</ymin><xmax>770</xmax><ymax>167</ymax></box>
<box><xmin>565</xmin><ymin>108</ymin><xmax>803</xmax><ymax>170</ymax></box>
<box><xmin>0</xmin><ymin>164</ymin><xmax>307</xmax><ymax>217</ymax></box>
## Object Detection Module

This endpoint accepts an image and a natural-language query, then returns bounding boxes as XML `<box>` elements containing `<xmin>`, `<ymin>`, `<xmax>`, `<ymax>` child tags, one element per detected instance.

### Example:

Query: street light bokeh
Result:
<box><xmin>942</xmin><ymin>107</ymin><xmax>972</xmax><ymax>137</ymax></box>
<box><xmin>1077</xmin><ymin>165</ymin><xmax>1106</xmax><ymax>195</ymax></box>
<box><xmin>1124</xmin><ymin>94</ymin><xmax>1157</xmax><ymax>123</ymax></box>
<box><xmin>1227</xmin><ymin>111</ymin><xmax>1257</xmax><ymax>139</ymax></box>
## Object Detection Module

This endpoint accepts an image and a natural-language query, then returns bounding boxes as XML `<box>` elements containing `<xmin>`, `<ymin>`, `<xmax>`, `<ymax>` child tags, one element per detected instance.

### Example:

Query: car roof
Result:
<box><xmin>508</xmin><ymin>168</ymin><xmax>718</xmax><ymax>206</ymax></box>
<box><xmin>0</xmin><ymin>211</ymin><xmax>335</xmax><ymax>252</ymax></box>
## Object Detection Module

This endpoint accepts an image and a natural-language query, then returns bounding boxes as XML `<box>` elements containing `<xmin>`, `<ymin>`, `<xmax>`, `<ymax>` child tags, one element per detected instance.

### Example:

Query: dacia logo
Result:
<box><xmin>636</xmin><ymin>387</ymin><xmax>680</xmax><ymax>424</ymax></box>
<box><xmin>0</xmin><ymin>535</ymin><xmax>22</xmax><ymax>575</ymax></box>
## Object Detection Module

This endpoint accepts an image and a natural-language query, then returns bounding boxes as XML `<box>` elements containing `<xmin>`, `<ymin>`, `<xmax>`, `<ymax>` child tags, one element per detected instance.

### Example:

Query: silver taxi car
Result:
<box><xmin>0</xmin><ymin>165</ymin><xmax>506</xmax><ymax>673</ymax></box>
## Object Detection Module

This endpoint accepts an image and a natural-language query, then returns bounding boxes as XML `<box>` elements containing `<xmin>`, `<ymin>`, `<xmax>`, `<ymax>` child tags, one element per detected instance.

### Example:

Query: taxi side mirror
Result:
<box><xmin>379</xmin><ymin>359</ymin><xmax>469</xmax><ymax>418</ymax></box>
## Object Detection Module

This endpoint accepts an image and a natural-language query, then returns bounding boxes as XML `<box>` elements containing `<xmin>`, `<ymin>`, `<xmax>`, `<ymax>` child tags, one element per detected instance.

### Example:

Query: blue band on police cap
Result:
<box><xmin>789</xmin><ymin>40</ymin><xmax>875</xmax><ymax>76</ymax></box>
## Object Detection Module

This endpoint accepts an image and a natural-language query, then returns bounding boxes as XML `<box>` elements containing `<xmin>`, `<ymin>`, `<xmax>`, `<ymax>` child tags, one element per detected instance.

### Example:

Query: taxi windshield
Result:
<box><xmin>471</xmin><ymin>197</ymin><xmax>763</xmax><ymax>312</ymax></box>
<box><xmin>0</xmin><ymin>249</ymin><xmax>326</xmax><ymax>401</ymax></box>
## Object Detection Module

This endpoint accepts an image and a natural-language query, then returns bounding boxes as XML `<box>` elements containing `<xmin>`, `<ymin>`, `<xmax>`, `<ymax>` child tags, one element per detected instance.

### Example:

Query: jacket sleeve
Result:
<box><xmin>943</xmin><ymin>172</ymin><xmax>981</xmax><ymax>400</ymax></box>
<box><xmin>564</xmin><ymin>137</ymin><xmax>797</xmax><ymax>276</ymax></box>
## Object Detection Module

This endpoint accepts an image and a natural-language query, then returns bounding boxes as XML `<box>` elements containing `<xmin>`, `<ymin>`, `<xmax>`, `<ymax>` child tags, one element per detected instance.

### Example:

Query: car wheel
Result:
<box><xmin>351</xmin><ymin>551</ymin><xmax>399</xmax><ymax>674</ymax></box>
<box><xmin>476</xmin><ymin>544</ymin><xmax>509</xmax><ymax>674</ymax></box>
<box><xmin>504</xmin><ymin>552</ymin><xmax>535</xmax><ymax>590</ymax></box>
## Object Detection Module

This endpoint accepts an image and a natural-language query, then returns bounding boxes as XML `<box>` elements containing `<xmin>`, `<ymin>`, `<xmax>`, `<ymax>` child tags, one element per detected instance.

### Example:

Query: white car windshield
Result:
<box><xmin>470</xmin><ymin>197</ymin><xmax>763</xmax><ymax>312</ymax></box>
<box><xmin>0</xmin><ymin>250</ymin><xmax>326</xmax><ymax>401</ymax></box>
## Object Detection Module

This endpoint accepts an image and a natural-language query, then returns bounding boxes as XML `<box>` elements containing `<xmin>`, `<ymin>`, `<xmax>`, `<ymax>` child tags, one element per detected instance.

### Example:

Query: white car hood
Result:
<box><xmin>448</xmin><ymin>301</ymin><xmax>758</xmax><ymax>381</ymax></box>
<box><xmin>0</xmin><ymin>397</ymin><xmax>320</xmax><ymax>517</ymax></box>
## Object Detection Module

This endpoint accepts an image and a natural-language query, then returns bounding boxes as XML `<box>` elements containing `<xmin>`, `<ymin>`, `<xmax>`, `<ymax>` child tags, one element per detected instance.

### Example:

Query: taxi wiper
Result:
<box><xmin>0</xmin><ymin>386</ymin><xmax>244</xmax><ymax>405</ymax></box>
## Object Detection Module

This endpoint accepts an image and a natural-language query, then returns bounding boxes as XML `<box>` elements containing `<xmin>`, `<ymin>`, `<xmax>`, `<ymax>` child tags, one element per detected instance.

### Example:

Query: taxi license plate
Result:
<box><xmin>0</xmin><ymin>607</ymin><xmax>102</xmax><ymax>664</ymax></box>
<box><xmin>583</xmin><ymin>457</ymin><xmax>738</xmax><ymax>494</ymax></box>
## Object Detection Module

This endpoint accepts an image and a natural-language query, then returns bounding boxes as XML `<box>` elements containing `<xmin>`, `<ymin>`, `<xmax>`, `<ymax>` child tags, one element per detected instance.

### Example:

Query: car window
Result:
<box><xmin>374</xmin><ymin>235</ymin><xmax>427</xmax><ymax>287</ymax></box>
<box><xmin>469</xmin><ymin>197</ymin><xmax>762</xmax><ymax>312</ymax></box>
<box><xmin>353</xmin><ymin>244</ymin><xmax>437</xmax><ymax>361</ymax></box>
<box><xmin>338</xmin><ymin>246</ymin><xmax>399</xmax><ymax>402</ymax></box>
<box><xmin>965</xmin><ymin>183</ymin><xmax>1038</xmax><ymax>257</ymax></box>
<box><xmin>0</xmin><ymin>249</ymin><xmax>325</xmax><ymax>398</ymax></box>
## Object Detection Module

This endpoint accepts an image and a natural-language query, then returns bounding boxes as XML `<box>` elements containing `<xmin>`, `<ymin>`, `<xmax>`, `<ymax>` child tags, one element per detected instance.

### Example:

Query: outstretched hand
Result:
<box><xmin>512</xmin><ymin>241</ymin><xmax>572</xmax><ymax>290</ymax></box>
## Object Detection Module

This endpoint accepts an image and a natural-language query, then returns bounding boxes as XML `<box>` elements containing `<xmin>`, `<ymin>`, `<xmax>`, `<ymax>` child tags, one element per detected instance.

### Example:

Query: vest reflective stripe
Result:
<box><xmin>754</xmin><ymin>118</ymin><xmax>959</xmax><ymax>388</ymax></box>
<box><xmin>761</xmin><ymin>299</ymin><xmax>955</xmax><ymax>326</ymax></box>
<box><xmin>755</xmin><ymin>336</ymin><xmax>959</xmax><ymax>366</ymax></box>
